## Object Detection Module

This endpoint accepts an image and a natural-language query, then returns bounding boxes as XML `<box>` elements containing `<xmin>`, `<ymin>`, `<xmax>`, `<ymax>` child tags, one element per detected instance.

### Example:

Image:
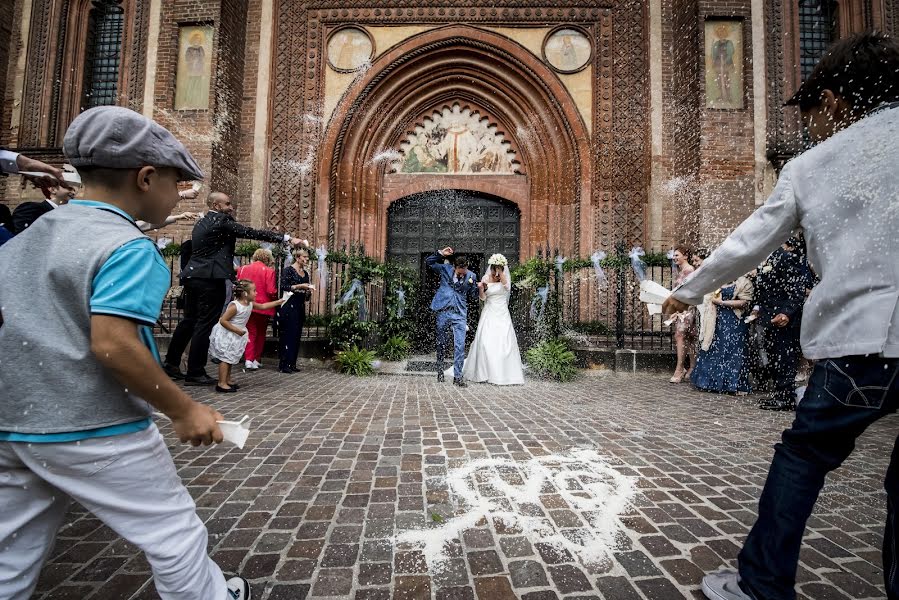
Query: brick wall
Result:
<box><xmin>0</xmin><ymin>1</ymin><xmax>14</xmax><ymax>138</ymax></box>
<box><xmin>148</xmin><ymin>0</ymin><xmax>251</xmax><ymax>238</ymax></box>
<box><xmin>235</xmin><ymin>0</ymin><xmax>260</xmax><ymax>227</ymax></box>
<box><xmin>659</xmin><ymin>0</ymin><xmax>702</xmax><ymax>248</ymax></box>
<box><xmin>696</xmin><ymin>2</ymin><xmax>757</xmax><ymax>247</ymax></box>
<box><xmin>209</xmin><ymin>0</ymin><xmax>248</xmax><ymax>201</ymax></box>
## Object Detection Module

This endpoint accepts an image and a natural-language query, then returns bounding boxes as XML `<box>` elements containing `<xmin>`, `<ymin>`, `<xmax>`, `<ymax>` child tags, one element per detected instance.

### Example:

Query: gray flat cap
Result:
<box><xmin>63</xmin><ymin>106</ymin><xmax>204</xmax><ymax>181</ymax></box>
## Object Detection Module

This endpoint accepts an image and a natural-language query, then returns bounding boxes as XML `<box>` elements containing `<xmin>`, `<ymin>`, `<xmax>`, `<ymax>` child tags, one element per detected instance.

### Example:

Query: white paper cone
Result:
<box><xmin>639</xmin><ymin>280</ymin><xmax>671</xmax><ymax>305</ymax></box>
<box><xmin>218</xmin><ymin>418</ymin><xmax>251</xmax><ymax>449</ymax></box>
<box><xmin>282</xmin><ymin>291</ymin><xmax>294</xmax><ymax>303</ymax></box>
<box><xmin>646</xmin><ymin>303</ymin><xmax>663</xmax><ymax>316</ymax></box>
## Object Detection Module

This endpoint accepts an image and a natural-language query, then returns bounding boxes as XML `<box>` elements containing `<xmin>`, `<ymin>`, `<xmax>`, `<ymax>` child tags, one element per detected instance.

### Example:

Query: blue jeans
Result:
<box><xmin>739</xmin><ymin>355</ymin><xmax>899</xmax><ymax>600</ymax></box>
<box><xmin>436</xmin><ymin>309</ymin><xmax>466</xmax><ymax>379</ymax></box>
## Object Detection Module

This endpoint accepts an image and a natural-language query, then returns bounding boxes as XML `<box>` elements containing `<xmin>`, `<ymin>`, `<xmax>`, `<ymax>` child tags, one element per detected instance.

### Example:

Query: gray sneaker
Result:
<box><xmin>226</xmin><ymin>576</ymin><xmax>251</xmax><ymax>600</ymax></box>
<box><xmin>701</xmin><ymin>570</ymin><xmax>754</xmax><ymax>600</ymax></box>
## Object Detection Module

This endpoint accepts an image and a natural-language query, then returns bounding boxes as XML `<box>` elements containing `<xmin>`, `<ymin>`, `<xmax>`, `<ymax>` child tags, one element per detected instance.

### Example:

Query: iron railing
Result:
<box><xmin>151</xmin><ymin>235</ymin><xmax>675</xmax><ymax>351</ymax></box>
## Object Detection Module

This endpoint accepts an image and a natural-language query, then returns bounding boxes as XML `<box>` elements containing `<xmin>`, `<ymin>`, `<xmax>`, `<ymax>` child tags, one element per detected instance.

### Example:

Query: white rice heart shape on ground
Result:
<box><xmin>395</xmin><ymin>447</ymin><xmax>637</xmax><ymax>572</ymax></box>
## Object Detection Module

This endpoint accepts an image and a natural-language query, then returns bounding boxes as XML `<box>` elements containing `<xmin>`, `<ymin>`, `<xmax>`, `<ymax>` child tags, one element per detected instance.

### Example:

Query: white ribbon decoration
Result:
<box><xmin>335</xmin><ymin>278</ymin><xmax>367</xmax><ymax>320</ymax></box>
<box><xmin>316</xmin><ymin>245</ymin><xmax>329</xmax><ymax>291</ymax></box>
<box><xmin>590</xmin><ymin>250</ymin><xmax>608</xmax><ymax>289</ymax></box>
<box><xmin>629</xmin><ymin>247</ymin><xmax>647</xmax><ymax>282</ymax></box>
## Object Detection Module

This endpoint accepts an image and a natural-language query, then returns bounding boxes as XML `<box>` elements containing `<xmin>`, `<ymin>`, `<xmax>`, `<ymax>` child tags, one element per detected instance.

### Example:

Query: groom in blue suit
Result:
<box><xmin>427</xmin><ymin>247</ymin><xmax>482</xmax><ymax>387</ymax></box>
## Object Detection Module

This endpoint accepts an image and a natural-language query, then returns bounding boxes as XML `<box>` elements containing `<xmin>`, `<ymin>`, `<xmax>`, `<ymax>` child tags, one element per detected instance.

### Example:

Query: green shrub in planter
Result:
<box><xmin>526</xmin><ymin>338</ymin><xmax>577</xmax><ymax>382</ymax></box>
<box><xmin>378</xmin><ymin>335</ymin><xmax>410</xmax><ymax>362</ymax></box>
<box><xmin>335</xmin><ymin>345</ymin><xmax>376</xmax><ymax>376</ymax></box>
<box><xmin>328</xmin><ymin>299</ymin><xmax>376</xmax><ymax>351</ymax></box>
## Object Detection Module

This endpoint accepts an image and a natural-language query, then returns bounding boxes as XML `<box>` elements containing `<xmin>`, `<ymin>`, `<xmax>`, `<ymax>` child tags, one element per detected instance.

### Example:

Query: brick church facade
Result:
<box><xmin>1</xmin><ymin>0</ymin><xmax>896</xmax><ymax>265</ymax></box>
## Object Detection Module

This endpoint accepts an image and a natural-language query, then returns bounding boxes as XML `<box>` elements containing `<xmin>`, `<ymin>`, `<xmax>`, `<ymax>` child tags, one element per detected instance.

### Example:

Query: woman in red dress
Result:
<box><xmin>236</xmin><ymin>248</ymin><xmax>277</xmax><ymax>369</ymax></box>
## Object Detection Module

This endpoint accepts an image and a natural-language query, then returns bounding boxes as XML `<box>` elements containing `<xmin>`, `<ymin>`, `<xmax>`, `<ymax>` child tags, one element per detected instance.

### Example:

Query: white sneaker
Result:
<box><xmin>701</xmin><ymin>570</ymin><xmax>755</xmax><ymax>600</ymax></box>
<box><xmin>244</xmin><ymin>361</ymin><xmax>256</xmax><ymax>370</ymax></box>
<box><xmin>226</xmin><ymin>576</ymin><xmax>251</xmax><ymax>600</ymax></box>
<box><xmin>252</xmin><ymin>360</ymin><xmax>261</xmax><ymax>369</ymax></box>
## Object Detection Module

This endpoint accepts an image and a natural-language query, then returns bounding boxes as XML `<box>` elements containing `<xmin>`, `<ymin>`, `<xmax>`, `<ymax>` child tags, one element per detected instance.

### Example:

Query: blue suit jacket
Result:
<box><xmin>427</xmin><ymin>253</ymin><xmax>479</xmax><ymax>313</ymax></box>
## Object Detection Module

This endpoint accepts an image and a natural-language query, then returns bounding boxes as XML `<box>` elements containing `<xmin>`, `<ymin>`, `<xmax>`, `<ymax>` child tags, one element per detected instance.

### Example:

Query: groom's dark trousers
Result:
<box><xmin>436</xmin><ymin>308</ymin><xmax>466</xmax><ymax>379</ymax></box>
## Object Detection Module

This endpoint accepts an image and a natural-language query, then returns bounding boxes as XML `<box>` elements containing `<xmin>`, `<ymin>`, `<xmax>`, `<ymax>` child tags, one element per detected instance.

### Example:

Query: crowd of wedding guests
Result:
<box><xmin>668</xmin><ymin>236</ymin><xmax>816</xmax><ymax>411</ymax></box>
<box><xmin>0</xmin><ymin>156</ymin><xmax>314</xmax><ymax>396</ymax></box>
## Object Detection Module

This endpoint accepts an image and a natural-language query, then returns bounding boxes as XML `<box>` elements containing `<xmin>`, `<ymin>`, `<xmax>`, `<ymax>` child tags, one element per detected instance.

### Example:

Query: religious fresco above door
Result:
<box><xmin>542</xmin><ymin>26</ymin><xmax>592</xmax><ymax>74</ymax></box>
<box><xmin>327</xmin><ymin>26</ymin><xmax>375</xmax><ymax>72</ymax></box>
<box><xmin>392</xmin><ymin>105</ymin><xmax>521</xmax><ymax>175</ymax></box>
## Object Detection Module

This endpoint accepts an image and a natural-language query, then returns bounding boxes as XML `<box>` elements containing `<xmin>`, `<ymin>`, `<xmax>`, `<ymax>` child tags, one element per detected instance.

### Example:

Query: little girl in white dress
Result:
<box><xmin>210</xmin><ymin>279</ymin><xmax>285</xmax><ymax>393</ymax></box>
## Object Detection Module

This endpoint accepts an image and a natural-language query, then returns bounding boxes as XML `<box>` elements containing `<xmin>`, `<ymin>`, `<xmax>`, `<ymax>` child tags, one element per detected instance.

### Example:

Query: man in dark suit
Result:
<box><xmin>163</xmin><ymin>191</ymin><xmax>306</xmax><ymax>385</ymax></box>
<box><xmin>11</xmin><ymin>185</ymin><xmax>76</xmax><ymax>234</ymax></box>
<box><xmin>754</xmin><ymin>237</ymin><xmax>807</xmax><ymax>411</ymax></box>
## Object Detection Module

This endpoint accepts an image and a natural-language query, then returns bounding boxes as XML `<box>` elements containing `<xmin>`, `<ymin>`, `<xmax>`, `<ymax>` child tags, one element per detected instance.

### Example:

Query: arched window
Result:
<box><xmin>81</xmin><ymin>0</ymin><xmax>124</xmax><ymax>110</ymax></box>
<box><xmin>798</xmin><ymin>0</ymin><xmax>838</xmax><ymax>81</ymax></box>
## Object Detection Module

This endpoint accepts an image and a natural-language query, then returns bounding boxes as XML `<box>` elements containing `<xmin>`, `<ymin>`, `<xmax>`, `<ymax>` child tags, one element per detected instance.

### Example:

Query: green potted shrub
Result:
<box><xmin>378</xmin><ymin>335</ymin><xmax>410</xmax><ymax>362</ymax></box>
<box><xmin>526</xmin><ymin>338</ymin><xmax>577</xmax><ymax>382</ymax></box>
<box><xmin>335</xmin><ymin>345</ymin><xmax>376</xmax><ymax>376</ymax></box>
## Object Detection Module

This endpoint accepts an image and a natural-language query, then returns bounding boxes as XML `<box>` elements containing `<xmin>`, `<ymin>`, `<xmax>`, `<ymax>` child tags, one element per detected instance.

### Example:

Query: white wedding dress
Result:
<box><xmin>449</xmin><ymin>276</ymin><xmax>525</xmax><ymax>385</ymax></box>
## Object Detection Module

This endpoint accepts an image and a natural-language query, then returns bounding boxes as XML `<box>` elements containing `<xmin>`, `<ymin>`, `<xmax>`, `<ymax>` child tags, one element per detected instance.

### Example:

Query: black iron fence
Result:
<box><xmin>152</xmin><ymin>235</ymin><xmax>676</xmax><ymax>352</ymax></box>
<box><xmin>508</xmin><ymin>247</ymin><xmax>677</xmax><ymax>351</ymax></box>
<box><xmin>152</xmin><ymin>238</ymin><xmax>383</xmax><ymax>342</ymax></box>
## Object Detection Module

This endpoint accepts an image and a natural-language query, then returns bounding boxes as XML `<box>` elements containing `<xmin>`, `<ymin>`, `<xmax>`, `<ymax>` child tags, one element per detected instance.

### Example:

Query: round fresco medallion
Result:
<box><xmin>327</xmin><ymin>26</ymin><xmax>374</xmax><ymax>73</ymax></box>
<box><xmin>542</xmin><ymin>26</ymin><xmax>592</xmax><ymax>74</ymax></box>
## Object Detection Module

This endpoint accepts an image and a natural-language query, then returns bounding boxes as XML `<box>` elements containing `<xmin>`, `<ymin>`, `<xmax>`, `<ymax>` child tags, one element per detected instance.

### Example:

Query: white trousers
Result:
<box><xmin>0</xmin><ymin>424</ymin><xmax>227</xmax><ymax>600</ymax></box>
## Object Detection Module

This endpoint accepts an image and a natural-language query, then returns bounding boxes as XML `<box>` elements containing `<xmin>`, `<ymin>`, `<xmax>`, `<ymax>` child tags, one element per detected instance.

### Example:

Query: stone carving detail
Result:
<box><xmin>393</xmin><ymin>104</ymin><xmax>521</xmax><ymax>175</ymax></box>
<box><xmin>126</xmin><ymin>0</ymin><xmax>151</xmax><ymax>112</ymax></box>
<box><xmin>20</xmin><ymin>0</ymin><xmax>53</xmax><ymax>146</ymax></box>
<box><xmin>765</xmin><ymin>0</ymin><xmax>787</xmax><ymax>151</ymax></box>
<box><xmin>269</xmin><ymin>0</ymin><xmax>649</xmax><ymax>249</ymax></box>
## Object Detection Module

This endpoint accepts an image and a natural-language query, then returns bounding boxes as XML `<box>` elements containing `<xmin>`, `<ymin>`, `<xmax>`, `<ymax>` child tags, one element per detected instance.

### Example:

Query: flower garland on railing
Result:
<box><xmin>511</xmin><ymin>251</ymin><xmax>670</xmax><ymax>290</ymax></box>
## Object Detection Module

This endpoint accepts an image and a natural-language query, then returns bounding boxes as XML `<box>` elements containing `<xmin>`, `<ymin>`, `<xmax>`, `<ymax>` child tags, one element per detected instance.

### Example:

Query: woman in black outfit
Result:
<box><xmin>278</xmin><ymin>249</ymin><xmax>313</xmax><ymax>373</ymax></box>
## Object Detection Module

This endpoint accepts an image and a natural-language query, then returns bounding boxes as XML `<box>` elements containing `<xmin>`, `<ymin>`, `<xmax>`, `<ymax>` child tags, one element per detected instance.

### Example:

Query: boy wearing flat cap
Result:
<box><xmin>0</xmin><ymin>107</ymin><xmax>251</xmax><ymax>599</ymax></box>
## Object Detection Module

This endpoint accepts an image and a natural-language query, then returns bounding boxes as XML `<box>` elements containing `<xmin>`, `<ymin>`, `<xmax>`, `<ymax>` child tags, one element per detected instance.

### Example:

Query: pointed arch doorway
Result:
<box><xmin>387</xmin><ymin>190</ymin><xmax>521</xmax><ymax>351</ymax></box>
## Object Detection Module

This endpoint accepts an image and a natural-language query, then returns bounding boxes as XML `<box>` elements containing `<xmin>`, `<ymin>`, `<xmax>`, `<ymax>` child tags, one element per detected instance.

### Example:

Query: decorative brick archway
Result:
<box><xmin>317</xmin><ymin>25</ymin><xmax>592</xmax><ymax>260</ymax></box>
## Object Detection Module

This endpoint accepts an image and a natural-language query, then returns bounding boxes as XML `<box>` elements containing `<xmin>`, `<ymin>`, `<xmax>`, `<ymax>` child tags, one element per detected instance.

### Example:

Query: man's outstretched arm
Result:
<box><xmin>666</xmin><ymin>162</ymin><xmax>801</xmax><ymax>311</ymax></box>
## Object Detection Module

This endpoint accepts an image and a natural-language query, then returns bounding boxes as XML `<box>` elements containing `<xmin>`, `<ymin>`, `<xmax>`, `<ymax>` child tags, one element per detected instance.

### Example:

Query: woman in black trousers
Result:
<box><xmin>278</xmin><ymin>249</ymin><xmax>313</xmax><ymax>373</ymax></box>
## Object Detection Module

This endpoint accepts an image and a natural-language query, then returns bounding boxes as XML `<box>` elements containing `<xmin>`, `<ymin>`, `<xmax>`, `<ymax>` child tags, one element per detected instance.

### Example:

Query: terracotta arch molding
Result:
<box><xmin>317</xmin><ymin>24</ymin><xmax>592</xmax><ymax>259</ymax></box>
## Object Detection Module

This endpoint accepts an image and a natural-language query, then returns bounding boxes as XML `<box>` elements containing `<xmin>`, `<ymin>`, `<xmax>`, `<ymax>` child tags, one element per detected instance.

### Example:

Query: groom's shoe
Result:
<box><xmin>453</xmin><ymin>378</ymin><xmax>467</xmax><ymax>388</ymax></box>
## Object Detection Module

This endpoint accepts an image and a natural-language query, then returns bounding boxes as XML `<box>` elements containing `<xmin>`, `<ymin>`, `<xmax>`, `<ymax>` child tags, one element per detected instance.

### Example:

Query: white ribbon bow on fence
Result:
<box><xmin>316</xmin><ymin>245</ymin><xmax>329</xmax><ymax>291</ymax></box>
<box><xmin>530</xmin><ymin>285</ymin><xmax>549</xmax><ymax>320</ymax></box>
<box><xmin>335</xmin><ymin>278</ymin><xmax>367</xmax><ymax>320</ymax></box>
<box><xmin>590</xmin><ymin>250</ymin><xmax>608</xmax><ymax>289</ymax></box>
<box><xmin>395</xmin><ymin>288</ymin><xmax>406</xmax><ymax>318</ymax></box>
<box><xmin>555</xmin><ymin>255</ymin><xmax>567</xmax><ymax>278</ymax></box>
<box><xmin>629</xmin><ymin>247</ymin><xmax>647</xmax><ymax>282</ymax></box>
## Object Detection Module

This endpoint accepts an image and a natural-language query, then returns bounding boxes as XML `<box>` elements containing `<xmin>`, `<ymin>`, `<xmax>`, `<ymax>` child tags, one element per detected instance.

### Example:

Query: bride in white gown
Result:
<box><xmin>453</xmin><ymin>253</ymin><xmax>525</xmax><ymax>385</ymax></box>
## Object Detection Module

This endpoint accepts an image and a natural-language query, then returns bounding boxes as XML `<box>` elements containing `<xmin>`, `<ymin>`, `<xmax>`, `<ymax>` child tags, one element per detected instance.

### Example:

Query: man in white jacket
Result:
<box><xmin>664</xmin><ymin>32</ymin><xmax>899</xmax><ymax>600</ymax></box>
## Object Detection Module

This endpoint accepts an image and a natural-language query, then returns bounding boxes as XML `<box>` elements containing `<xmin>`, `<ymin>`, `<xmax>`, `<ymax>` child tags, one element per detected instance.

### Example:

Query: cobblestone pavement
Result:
<box><xmin>32</xmin><ymin>368</ymin><xmax>896</xmax><ymax>600</ymax></box>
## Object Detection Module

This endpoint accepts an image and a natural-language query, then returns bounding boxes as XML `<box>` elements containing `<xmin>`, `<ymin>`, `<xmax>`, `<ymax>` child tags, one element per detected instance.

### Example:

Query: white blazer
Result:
<box><xmin>674</xmin><ymin>103</ymin><xmax>899</xmax><ymax>359</ymax></box>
